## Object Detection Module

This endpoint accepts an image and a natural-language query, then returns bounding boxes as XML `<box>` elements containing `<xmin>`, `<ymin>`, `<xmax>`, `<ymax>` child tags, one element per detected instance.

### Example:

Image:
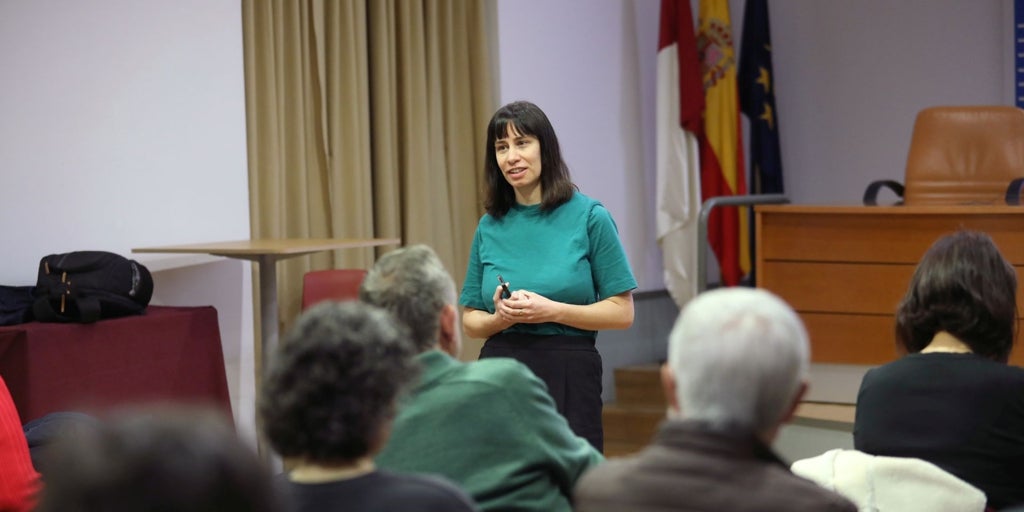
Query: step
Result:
<box><xmin>794</xmin><ymin>401</ymin><xmax>856</xmax><ymax>428</ymax></box>
<box><xmin>613</xmin><ymin>364</ymin><xmax>666</xmax><ymax>408</ymax></box>
<box><xmin>602</xmin><ymin>403</ymin><xmax>664</xmax><ymax>446</ymax></box>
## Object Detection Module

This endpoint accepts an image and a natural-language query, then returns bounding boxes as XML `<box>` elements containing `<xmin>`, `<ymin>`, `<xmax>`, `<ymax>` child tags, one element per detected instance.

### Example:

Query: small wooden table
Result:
<box><xmin>133</xmin><ymin>238</ymin><xmax>400</xmax><ymax>374</ymax></box>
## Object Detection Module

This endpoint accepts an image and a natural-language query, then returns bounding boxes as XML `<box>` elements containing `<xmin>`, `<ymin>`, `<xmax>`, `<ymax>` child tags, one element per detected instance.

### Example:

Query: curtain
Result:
<box><xmin>241</xmin><ymin>0</ymin><xmax>495</xmax><ymax>342</ymax></box>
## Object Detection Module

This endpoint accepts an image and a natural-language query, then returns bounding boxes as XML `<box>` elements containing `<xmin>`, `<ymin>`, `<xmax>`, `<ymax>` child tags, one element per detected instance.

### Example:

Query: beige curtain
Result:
<box><xmin>241</xmin><ymin>0</ymin><xmax>495</xmax><ymax>340</ymax></box>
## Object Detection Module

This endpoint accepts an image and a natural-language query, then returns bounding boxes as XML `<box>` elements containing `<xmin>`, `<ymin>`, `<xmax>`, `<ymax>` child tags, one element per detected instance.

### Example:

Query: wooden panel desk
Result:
<box><xmin>755</xmin><ymin>205</ymin><xmax>1024</xmax><ymax>366</ymax></box>
<box><xmin>133</xmin><ymin>238</ymin><xmax>400</xmax><ymax>375</ymax></box>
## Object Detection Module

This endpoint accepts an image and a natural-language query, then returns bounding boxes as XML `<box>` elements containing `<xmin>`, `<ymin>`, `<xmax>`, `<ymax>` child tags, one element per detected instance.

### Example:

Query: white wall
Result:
<box><xmin>0</xmin><ymin>0</ymin><xmax>251</xmax><ymax>267</ymax></box>
<box><xmin>0</xmin><ymin>0</ymin><xmax>256</xmax><ymax>443</ymax></box>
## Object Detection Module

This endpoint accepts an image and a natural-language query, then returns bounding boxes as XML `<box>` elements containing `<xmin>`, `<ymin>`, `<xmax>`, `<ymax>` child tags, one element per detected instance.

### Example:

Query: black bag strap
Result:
<box><xmin>32</xmin><ymin>298</ymin><xmax>64</xmax><ymax>323</ymax></box>
<box><xmin>77</xmin><ymin>296</ymin><xmax>102</xmax><ymax>324</ymax></box>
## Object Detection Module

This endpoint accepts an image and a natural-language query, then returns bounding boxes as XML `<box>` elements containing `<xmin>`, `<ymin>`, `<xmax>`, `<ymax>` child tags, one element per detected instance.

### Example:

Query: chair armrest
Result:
<box><xmin>1005</xmin><ymin>178</ymin><xmax>1024</xmax><ymax>205</ymax></box>
<box><xmin>862</xmin><ymin>180</ymin><xmax>905</xmax><ymax>205</ymax></box>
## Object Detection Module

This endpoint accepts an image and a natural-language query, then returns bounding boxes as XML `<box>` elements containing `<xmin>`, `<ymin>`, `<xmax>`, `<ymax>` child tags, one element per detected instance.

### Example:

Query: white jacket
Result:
<box><xmin>791</xmin><ymin>448</ymin><xmax>986</xmax><ymax>512</ymax></box>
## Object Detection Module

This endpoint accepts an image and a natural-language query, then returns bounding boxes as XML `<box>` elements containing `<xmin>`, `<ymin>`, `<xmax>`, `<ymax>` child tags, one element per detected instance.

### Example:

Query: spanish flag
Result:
<box><xmin>698</xmin><ymin>0</ymin><xmax>747</xmax><ymax>286</ymax></box>
<box><xmin>656</xmin><ymin>0</ymin><xmax>703</xmax><ymax>307</ymax></box>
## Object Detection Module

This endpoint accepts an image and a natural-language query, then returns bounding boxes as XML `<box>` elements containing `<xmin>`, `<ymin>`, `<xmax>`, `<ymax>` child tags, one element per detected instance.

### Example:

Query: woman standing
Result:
<box><xmin>460</xmin><ymin>101</ymin><xmax>637</xmax><ymax>451</ymax></box>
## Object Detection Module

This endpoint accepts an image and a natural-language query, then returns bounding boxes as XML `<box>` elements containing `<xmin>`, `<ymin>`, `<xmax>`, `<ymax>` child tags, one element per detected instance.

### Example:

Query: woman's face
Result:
<box><xmin>494</xmin><ymin>124</ymin><xmax>542</xmax><ymax>202</ymax></box>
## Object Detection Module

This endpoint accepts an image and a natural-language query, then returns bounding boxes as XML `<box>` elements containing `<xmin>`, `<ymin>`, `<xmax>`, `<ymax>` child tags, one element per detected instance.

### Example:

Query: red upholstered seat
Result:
<box><xmin>301</xmin><ymin>269</ymin><xmax>367</xmax><ymax>311</ymax></box>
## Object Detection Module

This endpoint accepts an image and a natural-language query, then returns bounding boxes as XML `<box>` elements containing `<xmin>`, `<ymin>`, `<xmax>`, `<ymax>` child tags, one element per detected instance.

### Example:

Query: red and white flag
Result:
<box><xmin>656</xmin><ymin>0</ymin><xmax>703</xmax><ymax>308</ymax></box>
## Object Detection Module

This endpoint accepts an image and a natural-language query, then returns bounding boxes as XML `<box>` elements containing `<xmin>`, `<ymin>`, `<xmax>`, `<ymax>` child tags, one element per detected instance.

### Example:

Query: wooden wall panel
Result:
<box><xmin>758</xmin><ymin>205</ymin><xmax>1024</xmax><ymax>264</ymax></box>
<box><xmin>757</xmin><ymin>205</ymin><xmax>1024</xmax><ymax>365</ymax></box>
<box><xmin>760</xmin><ymin>262</ymin><xmax>913</xmax><ymax>315</ymax></box>
<box><xmin>801</xmin><ymin>313</ymin><xmax>898</xmax><ymax>365</ymax></box>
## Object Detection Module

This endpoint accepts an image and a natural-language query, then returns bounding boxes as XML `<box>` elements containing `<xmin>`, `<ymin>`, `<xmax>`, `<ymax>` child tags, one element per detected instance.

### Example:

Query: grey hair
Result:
<box><xmin>359</xmin><ymin>244</ymin><xmax>457</xmax><ymax>351</ymax></box>
<box><xmin>668</xmin><ymin>287</ymin><xmax>809</xmax><ymax>435</ymax></box>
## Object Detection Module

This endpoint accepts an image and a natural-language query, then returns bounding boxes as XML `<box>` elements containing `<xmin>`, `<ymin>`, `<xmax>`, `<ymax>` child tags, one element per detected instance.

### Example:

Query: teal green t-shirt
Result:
<box><xmin>459</xmin><ymin>191</ymin><xmax>637</xmax><ymax>337</ymax></box>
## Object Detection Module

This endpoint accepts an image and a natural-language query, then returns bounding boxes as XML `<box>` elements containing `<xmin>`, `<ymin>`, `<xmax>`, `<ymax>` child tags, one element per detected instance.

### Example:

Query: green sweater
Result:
<box><xmin>460</xmin><ymin>191</ymin><xmax>637</xmax><ymax>337</ymax></box>
<box><xmin>375</xmin><ymin>350</ymin><xmax>603</xmax><ymax>512</ymax></box>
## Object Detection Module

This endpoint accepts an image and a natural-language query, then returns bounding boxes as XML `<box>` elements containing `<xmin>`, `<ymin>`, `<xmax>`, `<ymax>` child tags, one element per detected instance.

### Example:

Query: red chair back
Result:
<box><xmin>301</xmin><ymin>269</ymin><xmax>367</xmax><ymax>311</ymax></box>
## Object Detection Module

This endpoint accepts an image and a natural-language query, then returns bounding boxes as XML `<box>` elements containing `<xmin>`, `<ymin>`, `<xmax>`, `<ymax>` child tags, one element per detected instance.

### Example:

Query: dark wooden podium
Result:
<box><xmin>755</xmin><ymin>204</ymin><xmax>1024</xmax><ymax>366</ymax></box>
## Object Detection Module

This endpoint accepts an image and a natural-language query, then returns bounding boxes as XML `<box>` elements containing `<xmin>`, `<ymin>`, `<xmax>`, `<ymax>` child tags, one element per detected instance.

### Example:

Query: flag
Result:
<box><xmin>656</xmin><ymin>0</ymin><xmax>704</xmax><ymax>307</ymax></box>
<box><xmin>698</xmin><ymin>0</ymin><xmax>747</xmax><ymax>286</ymax></box>
<box><xmin>739</xmin><ymin>0</ymin><xmax>783</xmax><ymax>194</ymax></box>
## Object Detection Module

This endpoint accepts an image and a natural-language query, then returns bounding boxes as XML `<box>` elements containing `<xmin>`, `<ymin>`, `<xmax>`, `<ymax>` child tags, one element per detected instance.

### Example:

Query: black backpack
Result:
<box><xmin>33</xmin><ymin>251</ymin><xmax>154</xmax><ymax>323</ymax></box>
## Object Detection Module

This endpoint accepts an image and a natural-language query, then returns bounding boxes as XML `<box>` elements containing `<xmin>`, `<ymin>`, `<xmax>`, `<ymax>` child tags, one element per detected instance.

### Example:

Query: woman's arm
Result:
<box><xmin>462</xmin><ymin>284</ymin><xmax>517</xmax><ymax>339</ymax></box>
<box><xmin>463</xmin><ymin>307</ymin><xmax>515</xmax><ymax>339</ymax></box>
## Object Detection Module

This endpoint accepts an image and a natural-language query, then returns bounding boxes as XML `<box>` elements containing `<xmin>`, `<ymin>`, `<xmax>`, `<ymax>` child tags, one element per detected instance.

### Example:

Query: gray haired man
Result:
<box><xmin>574</xmin><ymin>287</ymin><xmax>855</xmax><ymax>511</ymax></box>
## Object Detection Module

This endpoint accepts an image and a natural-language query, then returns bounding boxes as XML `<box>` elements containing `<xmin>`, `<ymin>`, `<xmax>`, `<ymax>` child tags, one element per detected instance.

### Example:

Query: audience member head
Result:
<box><xmin>359</xmin><ymin>244</ymin><xmax>461</xmax><ymax>355</ymax></box>
<box><xmin>259</xmin><ymin>301</ymin><xmax>418</xmax><ymax>466</ymax></box>
<box><xmin>483</xmin><ymin>100</ymin><xmax>575</xmax><ymax>217</ymax></box>
<box><xmin>896</xmin><ymin>230</ymin><xmax>1017</xmax><ymax>362</ymax></box>
<box><xmin>35</xmin><ymin>405</ymin><xmax>277</xmax><ymax>512</ymax></box>
<box><xmin>664</xmin><ymin>287</ymin><xmax>809</xmax><ymax>441</ymax></box>
<box><xmin>23</xmin><ymin>411</ymin><xmax>98</xmax><ymax>472</ymax></box>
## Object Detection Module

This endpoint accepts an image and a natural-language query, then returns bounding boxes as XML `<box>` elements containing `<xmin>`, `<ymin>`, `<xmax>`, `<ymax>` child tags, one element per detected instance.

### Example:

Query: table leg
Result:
<box><xmin>257</xmin><ymin>255</ymin><xmax>279</xmax><ymax>372</ymax></box>
<box><xmin>256</xmin><ymin>255</ymin><xmax>282</xmax><ymax>470</ymax></box>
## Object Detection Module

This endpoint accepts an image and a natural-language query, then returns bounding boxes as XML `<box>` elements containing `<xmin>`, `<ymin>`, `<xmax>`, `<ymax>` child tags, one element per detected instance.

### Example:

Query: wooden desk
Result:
<box><xmin>755</xmin><ymin>205</ymin><xmax>1024</xmax><ymax>366</ymax></box>
<box><xmin>133</xmin><ymin>238</ymin><xmax>400</xmax><ymax>375</ymax></box>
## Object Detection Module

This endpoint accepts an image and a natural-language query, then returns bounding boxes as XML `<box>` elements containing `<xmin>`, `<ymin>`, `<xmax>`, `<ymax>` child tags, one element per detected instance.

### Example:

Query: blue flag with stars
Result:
<box><xmin>738</xmin><ymin>0</ymin><xmax>783</xmax><ymax>194</ymax></box>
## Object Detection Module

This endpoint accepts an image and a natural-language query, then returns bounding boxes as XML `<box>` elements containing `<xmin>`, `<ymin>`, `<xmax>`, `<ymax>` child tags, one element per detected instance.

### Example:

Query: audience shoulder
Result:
<box><xmin>467</xmin><ymin>357</ymin><xmax>543</xmax><ymax>390</ymax></box>
<box><xmin>388</xmin><ymin>472</ymin><xmax>479</xmax><ymax>510</ymax></box>
<box><xmin>574</xmin><ymin>456</ymin><xmax>638</xmax><ymax>502</ymax></box>
<box><xmin>447</xmin><ymin>358</ymin><xmax>562</xmax><ymax>421</ymax></box>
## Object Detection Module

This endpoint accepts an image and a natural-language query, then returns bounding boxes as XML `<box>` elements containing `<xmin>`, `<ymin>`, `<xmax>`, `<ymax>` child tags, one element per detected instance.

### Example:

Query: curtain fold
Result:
<box><xmin>242</xmin><ymin>0</ymin><xmax>494</xmax><ymax>340</ymax></box>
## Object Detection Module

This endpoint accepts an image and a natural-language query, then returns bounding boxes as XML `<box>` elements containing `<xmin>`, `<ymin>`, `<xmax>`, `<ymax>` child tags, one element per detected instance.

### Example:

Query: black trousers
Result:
<box><xmin>480</xmin><ymin>332</ymin><xmax>603</xmax><ymax>452</ymax></box>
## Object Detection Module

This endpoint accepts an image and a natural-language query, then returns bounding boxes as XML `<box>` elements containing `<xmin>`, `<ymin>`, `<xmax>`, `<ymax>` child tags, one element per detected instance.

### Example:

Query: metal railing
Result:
<box><xmin>696</xmin><ymin>194</ymin><xmax>790</xmax><ymax>292</ymax></box>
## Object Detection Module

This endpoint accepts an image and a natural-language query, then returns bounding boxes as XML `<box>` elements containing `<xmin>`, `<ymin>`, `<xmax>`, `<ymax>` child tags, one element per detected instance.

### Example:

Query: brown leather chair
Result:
<box><xmin>863</xmin><ymin>106</ymin><xmax>1024</xmax><ymax>205</ymax></box>
<box><xmin>300</xmin><ymin>269</ymin><xmax>367</xmax><ymax>311</ymax></box>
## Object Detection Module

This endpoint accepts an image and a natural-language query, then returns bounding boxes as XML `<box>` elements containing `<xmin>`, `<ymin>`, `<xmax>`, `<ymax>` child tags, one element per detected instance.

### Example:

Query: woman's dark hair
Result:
<box><xmin>258</xmin><ymin>301</ymin><xmax>418</xmax><ymax>464</ymax></box>
<box><xmin>896</xmin><ymin>230</ymin><xmax>1018</xmax><ymax>362</ymax></box>
<box><xmin>483</xmin><ymin>100</ymin><xmax>576</xmax><ymax>218</ymax></box>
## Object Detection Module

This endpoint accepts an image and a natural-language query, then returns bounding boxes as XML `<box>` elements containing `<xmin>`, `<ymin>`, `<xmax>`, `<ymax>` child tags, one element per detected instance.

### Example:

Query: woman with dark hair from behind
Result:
<box><xmin>853</xmin><ymin>230</ymin><xmax>1024</xmax><ymax>510</ymax></box>
<box><xmin>259</xmin><ymin>301</ymin><xmax>479</xmax><ymax>512</ymax></box>
<box><xmin>35</xmin><ymin>405</ymin><xmax>280</xmax><ymax>512</ymax></box>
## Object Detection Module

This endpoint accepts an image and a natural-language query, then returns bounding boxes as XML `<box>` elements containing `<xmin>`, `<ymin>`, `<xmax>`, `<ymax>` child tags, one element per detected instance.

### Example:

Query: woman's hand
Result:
<box><xmin>498</xmin><ymin>289</ymin><xmax>556</xmax><ymax>324</ymax></box>
<box><xmin>465</xmin><ymin>288</ymin><xmax>635</xmax><ymax>338</ymax></box>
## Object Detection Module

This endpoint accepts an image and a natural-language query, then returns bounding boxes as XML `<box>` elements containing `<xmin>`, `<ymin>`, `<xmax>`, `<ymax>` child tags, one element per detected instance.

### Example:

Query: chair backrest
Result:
<box><xmin>903</xmin><ymin>106</ymin><xmax>1024</xmax><ymax>205</ymax></box>
<box><xmin>301</xmin><ymin>269</ymin><xmax>367</xmax><ymax>311</ymax></box>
